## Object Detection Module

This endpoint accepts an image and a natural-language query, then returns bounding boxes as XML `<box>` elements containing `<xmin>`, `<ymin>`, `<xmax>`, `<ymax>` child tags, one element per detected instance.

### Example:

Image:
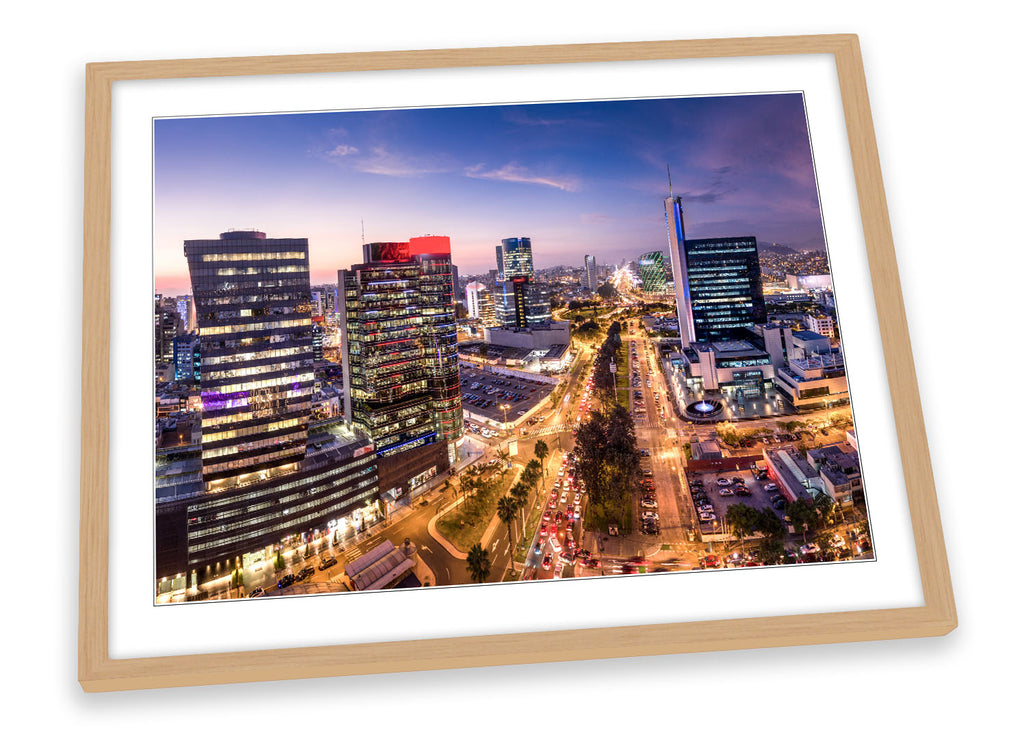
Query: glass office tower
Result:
<box><xmin>638</xmin><ymin>250</ymin><xmax>668</xmax><ymax>294</ymax></box>
<box><xmin>339</xmin><ymin>238</ymin><xmax>461</xmax><ymax>496</ymax></box>
<box><xmin>184</xmin><ymin>230</ymin><xmax>315</xmax><ymax>487</ymax></box>
<box><xmin>664</xmin><ymin>196</ymin><xmax>766</xmax><ymax>346</ymax></box>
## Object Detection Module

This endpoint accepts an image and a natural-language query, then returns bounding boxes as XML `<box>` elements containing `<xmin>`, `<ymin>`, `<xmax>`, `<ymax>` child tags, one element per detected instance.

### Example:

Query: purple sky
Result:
<box><xmin>154</xmin><ymin>93</ymin><xmax>825</xmax><ymax>294</ymax></box>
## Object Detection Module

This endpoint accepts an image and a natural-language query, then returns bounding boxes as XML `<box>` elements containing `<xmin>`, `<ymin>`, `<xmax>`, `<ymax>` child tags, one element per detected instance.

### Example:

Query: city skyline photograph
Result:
<box><xmin>153</xmin><ymin>91</ymin><xmax>870</xmax><ymax>606</ymax></box>
<box><xmin>155</xmin><ymin>93</ymin><xmax>825</xmax><ymax>294</ymax></box>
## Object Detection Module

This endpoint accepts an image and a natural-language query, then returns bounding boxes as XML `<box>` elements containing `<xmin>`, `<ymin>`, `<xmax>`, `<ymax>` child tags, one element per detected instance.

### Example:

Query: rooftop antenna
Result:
<box><xmin>667</xmin><ymin>164</ymin><xmax>673</xmax><ymax>197</ymax></box>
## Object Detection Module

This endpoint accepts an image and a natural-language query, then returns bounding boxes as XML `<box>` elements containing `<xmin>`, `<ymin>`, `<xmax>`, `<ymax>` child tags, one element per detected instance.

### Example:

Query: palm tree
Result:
<box><xmin>466</xmin><ymin>542</ymin><xmax>491</xmax><ymax>583</ymax></box>
<box><xmin>525</xmin><ymin>459</ymin><xmax>542</xmax><ymax>491</ymax></box>
<box><xmin>534</xmin><ymin>439</ymin><xmax>550</xmax><ymax>479</ymax></box>
<box><xmin>496</xmin><ymin>447</ymin><xmax>510</xmax><ymax>473</ymax></box>
<box><xmin>511</xmin><ymin>481</ymin><xmax>529</xmax><ymax>522</ymax></box>
<box><xmin>497</xmin><ymin>495</ymin><xmax>519</xmax><ymax>564</ymax></box>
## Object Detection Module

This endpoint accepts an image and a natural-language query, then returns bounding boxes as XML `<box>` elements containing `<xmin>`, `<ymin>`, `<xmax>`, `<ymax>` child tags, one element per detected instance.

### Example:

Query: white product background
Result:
<box><xmin>109</xmin><ymin>54</ymin><xmax>921</xmax><ymax>659</ymax></box>
<box><xmin>4</xmin><ymin>2</ymin><xmax>1014</xmax><ymax>733</ymax></box>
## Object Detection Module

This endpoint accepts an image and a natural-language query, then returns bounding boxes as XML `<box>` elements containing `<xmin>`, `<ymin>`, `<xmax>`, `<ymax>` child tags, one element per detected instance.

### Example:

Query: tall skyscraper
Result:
<box><xmin>638</xmin><ymin>250</ymin><xmax>668</xmax><ymax>294</ymax></box>
<box><xmin>184</xmin><ymin>230</ymin><xmax>315</xmax><ymax>486</ymax></box>
<box><xmin>664</xmin><ymin>196</ymin><xmax>766</xmax><ymax>346</ymax></box>
<box><xmin>583</xmin><ymin>254</ymin><xmax>598</xmax><ymax>291</ymax></box>
<box><xmin>497</xmin><ymin>237</ymin><xmax>533</xmax><ymax>279</ymax></box>
<box><xmin>339</xmin><ymin>237</ymin><xmax>462</xmax><ymax>496</ymax></box>
<box><xmin>409</xmin><ymin>236</ymin><xmax>463</xmax><ymax>465</ymax></box>
<box><xmin>162</xmin><ymin>229</ymin><xmax>379</xmax><ymax>586</ymax></box>
<box><xmin>494</xmin><ymin>236</ymin><xmax>549</xmax><ymax>329</ymax></box>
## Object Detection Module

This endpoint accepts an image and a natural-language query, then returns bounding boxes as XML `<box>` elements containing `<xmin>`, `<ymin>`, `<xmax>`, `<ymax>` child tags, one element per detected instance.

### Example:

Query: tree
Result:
<box><xmin>524</xmin><ymin>459</ymin><xmax>542</xmax><ymax>492</ymax></box>
<box><xmin>533</xmin><ymin>439</ymin><xmax>550</xmax><ymax>478</ymax></box>
<box><xmin>466</xmin><ymin>542</ymin><xmax>491</xmax><ymax>583</ymax></box>
<box><xmin>597</xmin><ymin>282</ymin><xmax>617</xmax><ymax>300</ymax></box>
<box><xmin>273</xmin><ymin>550</ymin><xmax>285</xmax><ymax>572</ymax></box>
<box><xmin>497</xmin><ymin>495</ymin><xmax>519</xmax><ymax>561</ymax></box>
<box><xmin>725</xmin><ymin>503</ymin><xmax>760</xmax><ymax>552</ymax></box>
<box><xmin>495</xmin><ymin>447</ymin><xmax>510</xmax><ymax>474</ymax></box>
<box><xmin>758</xmin><ymin>537</ymin><xmax>786</xmax><ymax>566</ymax></box>
<box><xmin>786</xmin><ymin>500</ymin><xmax>817</xmax><ymax>542</ymax></box>
<box><xmin>814</xmin><ymin>493</ymin><xmax>838</xmax><ymax>528</ymax></box>
<box><xmin>510</xmin><ymin>482</ymin><xmax>530</xmax><ymax>532</ymax></box>
<box><xmin>756</xmin><ymin>507</ymin><xmax>786</xmax><ymax>542</ymax></box>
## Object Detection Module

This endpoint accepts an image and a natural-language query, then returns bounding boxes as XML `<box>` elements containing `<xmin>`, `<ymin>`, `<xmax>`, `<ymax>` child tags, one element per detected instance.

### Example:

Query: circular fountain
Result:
<box><xmin>684</xmin><ymin>397</ymin><xmax>724</xmax><ymax>421</ymax></box>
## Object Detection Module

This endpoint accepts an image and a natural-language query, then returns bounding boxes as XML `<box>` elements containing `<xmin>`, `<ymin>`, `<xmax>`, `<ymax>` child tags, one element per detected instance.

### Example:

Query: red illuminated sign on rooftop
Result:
<box><xmin>409</xmin><ymin>235</ymin><xmax>451</xmax><ymax>256</ymax></box>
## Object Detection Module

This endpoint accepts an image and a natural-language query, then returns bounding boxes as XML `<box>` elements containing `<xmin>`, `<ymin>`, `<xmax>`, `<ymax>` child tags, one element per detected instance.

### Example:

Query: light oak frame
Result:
<box><xmin>80</xmin><ymin>34</ymin><xmax>955</xmax><ymax>692</ymax></box>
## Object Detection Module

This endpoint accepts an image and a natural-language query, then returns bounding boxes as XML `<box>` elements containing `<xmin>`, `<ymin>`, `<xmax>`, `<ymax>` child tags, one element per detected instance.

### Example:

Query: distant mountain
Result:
<box><xmin>760</xmin><ymin>243</ymin><xmax>799</xmax><ymax>256</ymax></box>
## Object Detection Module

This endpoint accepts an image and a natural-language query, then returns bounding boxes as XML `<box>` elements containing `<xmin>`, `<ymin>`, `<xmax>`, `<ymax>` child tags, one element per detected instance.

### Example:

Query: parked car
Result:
<box><xmin>247</xmin><ymin>587</ymin><xmax>265</xmax><ymax>598</ymax></box>
<box><xmin>295</xmin><ymin>565</ymin><xmax>315</xmax><ymax>581</ymax></box>
<box><xmin>318</xmin><ymin>556</ymin><xmax>337</xmax><ymax>571</ymax></box>
<box><xmin>799</xmin><ymin>542</ymin><xmax>821</xmax><ymax>556</ymax></box>
<box><xmin>277</xmin><ymin>574</ymin><xmax>296</xmax><ymax>589</ymax></box>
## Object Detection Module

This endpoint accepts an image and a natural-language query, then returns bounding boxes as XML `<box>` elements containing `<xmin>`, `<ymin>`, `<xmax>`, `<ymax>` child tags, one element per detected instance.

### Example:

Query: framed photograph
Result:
<box><xmin>80</xmin><ymin>34</ymin><xmax>955</xmax><ymax>692</ymax></box>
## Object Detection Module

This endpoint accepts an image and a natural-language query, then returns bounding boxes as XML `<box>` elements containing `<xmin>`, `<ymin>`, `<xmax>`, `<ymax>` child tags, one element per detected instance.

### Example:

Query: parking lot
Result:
<box><xmin>686</xmin><ymin>467</ymin><xmax>786</xmax><ymax>537</ymax></box>
<box><xmin>460</xmin><ymin>365</ymin><xmax>554</xmax><ymax>430</ymax></box>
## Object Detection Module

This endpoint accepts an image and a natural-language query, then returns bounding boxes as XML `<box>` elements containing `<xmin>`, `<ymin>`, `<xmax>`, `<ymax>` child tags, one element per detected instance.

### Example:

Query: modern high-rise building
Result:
<box><xmin>583</xmin><ymin>254</ymin><xmax>598</xmax><ymax>291</ymax></box>
<box><xmin>638</xmin><ymin>250</ymin><xmax>668</xmax><ymax>294</ymax></box>
<box><xmin>466</xmin><ymin>281</ymin><xmax>498</xmax><ymax>326</ymax></box>
<box><xmin>497</xmin><ymin>237</ymin><xmax>534</xmax><ymax>279</ymax></box>
<box><xmin>664</xmin><ymin>196</ymin><xmax>766</xmax><ymax>346</ymax></box>
<box><xmin>172</xmin><ymin>333</ymin><xmax>200</xmax><ymax>384</ymax></box>
<box><xmin>339</xmin><ymin>237</ymin><xmax>462</xmax><ymax>497</ymax></box>
<box><xmin>158</xmin><ymin>229</ymin><xmax>379</xmax><ymax>588</ymax></box>
<box><xmin>185</xmin><ymin>230</ymin><xmax>315</xmax><ymax>485</ymax></box>
<box><xmin>175</xmin><ymin>295</ymin><xmax>196</xmax><ymax>333</ymax></box>
<box><xmin>409</xmin><ymin>235</ymin><xmax>463</xmax><ymax>466</ymax></box>
<box><xmin>154</xmin><ymin>295</ymin><xmax>181</xmax><ymax>366</ymax></box>
<box><xmin>494</xmin><ymin>236</ymin><xmax>549</xmax><ymax>329</ymax></box>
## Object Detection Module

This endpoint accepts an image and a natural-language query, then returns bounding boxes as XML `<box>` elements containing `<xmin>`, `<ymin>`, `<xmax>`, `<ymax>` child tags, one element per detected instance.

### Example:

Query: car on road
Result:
<box><xmin>542</xmin><ymin>510</ymin><xmax>551</xmax><ymax>522</ymax></box>
<box><xmin>725</xmin><ymin>552</ymin><xmax>748</xmax><ymax>566</ymax></box>
<box><xmin>573</xmin><ymin>503</ymin><xmax>582</xmax><ymax>519</ymax></box>
<box><xmin>799</xmin><ymin>543</ymin><xmax>821</xmax><ymax>556</ymax></box>
<box><xmin>533</xmin><ymin>539</ymin><xmax>543</xmax><ymax>555</ymax></box>
<box><xmin>549</xmin><ymin>536</ymin><xmax>562</xmax><ymax>553</ymax></box>
<box><xmin>573</xmin><ymin>492</ymin><xmax>582</xmax><ymax>504</ymax></box>
<box><xmin>318</xmin><ymin>556</ymin><xmax>337</xmax><ymax>570</ymax></box>
<box><xmin>641</xmin><ymin>498</ymin><xmax>657</xmax><ymax>509</ymax></box>
<box><xmin>559</xmin><ymin>491</ymin><xmax>568</xmax><ymax>504</ymax></box>
<box><xmin>699</xmin><ymin>555</ymin><xmax>720</xmax><ymax>569</ymax></box>
<box><xmin>541</xmin><ymin>554</ymin><xmax>552</xmax><ymax>570</ymax></box>
<box><xmin>277</xmin><ymin>574</ymin><xmax>296</xmax><ymax>589</ymax></box>
<box><xmin>248</xmin><ymin>587</ymin><xmax>265</xmax><ymax>598</ymax></box>
<box><xmin>559</xmin><ymin>551</ymin><xmax>575</xmax><ymax>565</ymax></box>
<box><xmin>296</xmin><ymin>565</ymin><xmax>315</xmax><ymax>581</ymax></box>
<box><xmin>583</xmin><ymin>558</ymin><xmax>601</xmax><ymax>569</ymax></box>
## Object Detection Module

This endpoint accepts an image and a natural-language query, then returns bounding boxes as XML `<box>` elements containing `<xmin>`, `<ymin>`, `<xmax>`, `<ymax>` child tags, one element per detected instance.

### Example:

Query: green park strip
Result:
<box><xmin>436</xmin><ymin>467</ymin><xmax>520</xmax><ymax>553</ymax></box>
<box><xmin>512</xmin><ymin>483</ymin><xmax>546</xmax><ymax>565</ymax></box>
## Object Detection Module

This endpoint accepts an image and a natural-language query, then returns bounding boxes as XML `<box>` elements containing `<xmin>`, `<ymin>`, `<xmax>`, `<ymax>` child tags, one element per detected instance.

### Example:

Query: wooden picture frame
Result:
<box><xmin>80</xmin><ymin>34</ymin><xmax>955</xmax><ymax>692</ymax></box>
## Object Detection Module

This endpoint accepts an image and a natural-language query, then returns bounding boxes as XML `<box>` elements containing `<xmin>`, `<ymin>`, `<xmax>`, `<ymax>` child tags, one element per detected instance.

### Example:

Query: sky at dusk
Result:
<box><xmin>154</xmin><ymin>93</ymin><xmax>825</xmax><ymax>295</ymax></box>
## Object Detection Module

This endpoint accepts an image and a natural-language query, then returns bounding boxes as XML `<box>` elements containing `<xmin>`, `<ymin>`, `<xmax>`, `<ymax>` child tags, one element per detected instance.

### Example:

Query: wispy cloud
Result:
<box><xmin>355</xmin><ymin>146</ymin><xmax>450</xmax><ymax>177</ymax></box>
<box><xmin>326</xmin><ymin>144</ymin><xmax>359</xmax><ymax>157</ymax></box>
<box><xmin>464</xmin><ymin>162</ymin><xmax>580</xmax><ymax>192</ymax></box>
